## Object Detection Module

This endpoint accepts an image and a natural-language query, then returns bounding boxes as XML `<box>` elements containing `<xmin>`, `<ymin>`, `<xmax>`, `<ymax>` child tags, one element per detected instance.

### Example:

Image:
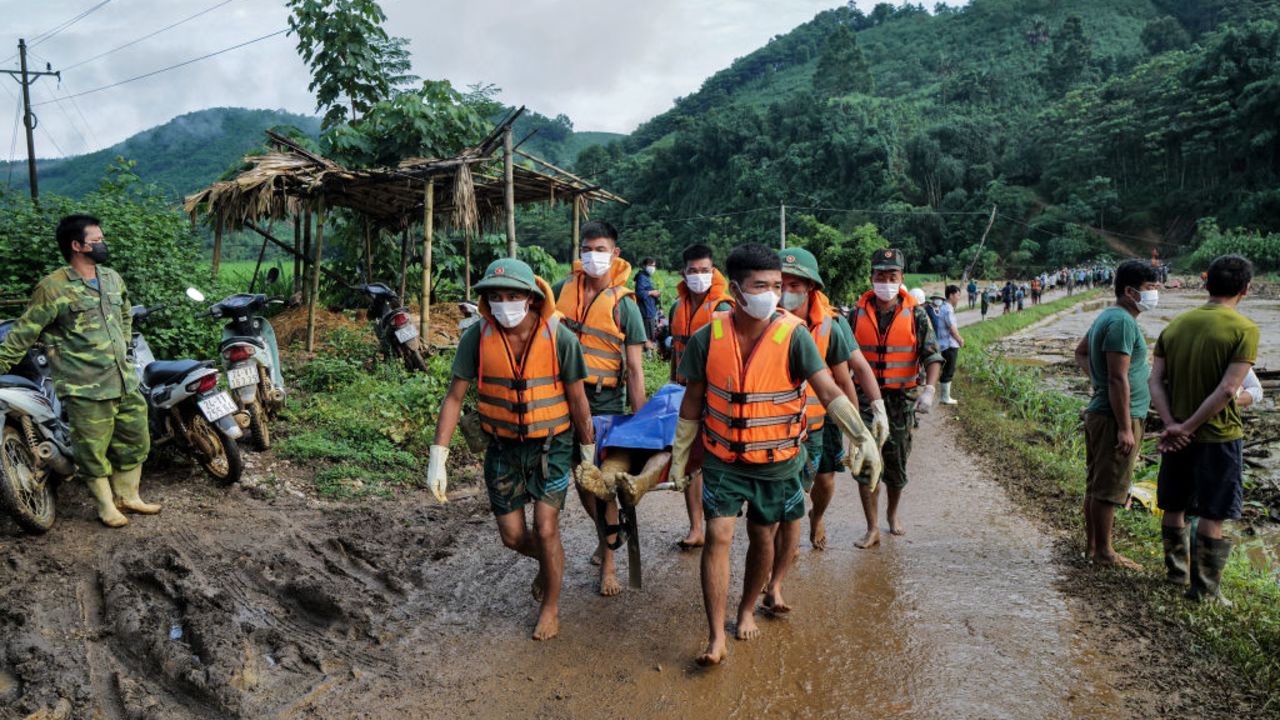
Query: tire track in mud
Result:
<box><xmin>75</xmin><ymin>575</ymin><xmax>126</xmax><ymax>720</ymax></box>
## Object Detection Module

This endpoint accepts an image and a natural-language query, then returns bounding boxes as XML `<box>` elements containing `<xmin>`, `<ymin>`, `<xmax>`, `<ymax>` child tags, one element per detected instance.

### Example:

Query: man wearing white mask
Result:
<box><xmin>849</xmin><ymin>248</ymin><xmax>943</xmax><ymax>548</ymax></box>
<box><xmin>427</xmin><ymin>259</ymin><xmax>598</xmax><ymax>641</ymax></box>
<box><xmin>668</xmin><ymin>243</ymin><xmax>735</xmax><ymax>549</ymax></box>
<box><xmin>671</xmin><ymin>242</ymin><xmax>882</xmax><ymax>666</ymax></box>
<box><xmin>555</xmin><ymin>220</ymin><xmax>648</xmax><ymax>597</ymax></box>
<box><xmin>1072</xmin><ymin>259</ymin><xmax>1161</xmax><ymax>571</ymax></box>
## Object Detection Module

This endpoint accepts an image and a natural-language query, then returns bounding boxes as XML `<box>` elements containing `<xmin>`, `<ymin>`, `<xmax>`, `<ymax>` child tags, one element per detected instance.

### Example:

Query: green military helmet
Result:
<box><xmin>778</xmin><ymin>247</ymin><xmax>824</xmax><ymax>289</ymax></box>
<box><xmin>473</xmin><ymin>258</ymin><xmax>543</xmax><ymax>299</ymax></box>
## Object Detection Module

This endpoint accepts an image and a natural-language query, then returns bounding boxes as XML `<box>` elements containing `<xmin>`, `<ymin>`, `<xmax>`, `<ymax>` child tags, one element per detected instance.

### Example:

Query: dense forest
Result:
<box><xmin>580</xmin><ymin>0</ymin><xmax>1280</xmax><ymax>279</ymax></box>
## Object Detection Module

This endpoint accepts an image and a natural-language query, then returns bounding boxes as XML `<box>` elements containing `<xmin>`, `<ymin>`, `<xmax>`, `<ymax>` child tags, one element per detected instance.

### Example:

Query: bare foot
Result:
<box><xmin>590</xmin><ymin>542</ymin><xmax>603</xmax><ymax>567</ymax></box>
<box><xmin>677</xmin><ymin>531</ymin><xmax>704</xmax><ymax>550</ymax></box>
<box><xmin>599</xmin><ymin>564</ymin><xmax>623</xmax><ymax>597</ymax></box>
<box><xmin>888</xmin><ymin>523</ymin><xmax>906</xmax><ymax>536</ymax></box>
<box><xmin>809</xmin><ymin>510</ymin><xmax>827</xmax><ymax>551</ymax></box>
<box><xmin>696</xmin><ymin>637</ymin><xmax>727</xmax><ymax>667</ymax></box>
<box><xmin>854</xmin><ymin>529</ymin><xmax>880</xmax><ymax>549</ymax></box>
<box><xmin>762</xmin><ymin>589</ymin><xmax>791</xmax><ymax>615</ymax></box>
<box><xmin>736</xmin><ymin>611</ymin><xmax>762</xmax><ymax>641</ymax></box>
<box><xmin>532</xmin><ymin>606</ymin><xmax>559</xmax><ymax>641</ymax></box>
<box><xmin>1094</xmin><ymin>552</ymin><xmax>1143</xmax><ymax>571</ymax></box>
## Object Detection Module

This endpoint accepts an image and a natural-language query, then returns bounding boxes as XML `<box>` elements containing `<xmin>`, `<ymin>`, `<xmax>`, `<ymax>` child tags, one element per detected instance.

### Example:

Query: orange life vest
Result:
<box><xmin>556</xmin><ymin>258</ymin><xmax>635</xmax><ymax>393</ymax></box>
<box><xmin>701</xmin><ymin>311</ymin><xmax>808</xmax><ymax>465</ymax></box>
<box><xmin>798</xmin><ymin>291</ymin><xmax>838</xmax><ymax>433</ymax></box>
<box><xmin>476</xmin><ymin>277</ymin><xmax>571</xmax><ymax>440</ymax></box>
<box><xmin>851</xmin><ymin>286</ymin><xmax>921</xmax><ymax>390</ymax></box>
<box><xmin>671</xmin><ymin>269</ymin><xmax>734</xmax><ymax>384</ymax></box>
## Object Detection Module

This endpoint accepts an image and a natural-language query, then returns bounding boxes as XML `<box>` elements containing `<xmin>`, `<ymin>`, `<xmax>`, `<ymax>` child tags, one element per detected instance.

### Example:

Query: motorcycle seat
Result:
<box><xmin>0</xmin><ymin>374</ymin><xmax>41</xmax><ymax>392</ymax></box>
<box><xmin>144</xmin><ymin>360</ymin><xmax>210</xmax><ymax>386</ymax></box>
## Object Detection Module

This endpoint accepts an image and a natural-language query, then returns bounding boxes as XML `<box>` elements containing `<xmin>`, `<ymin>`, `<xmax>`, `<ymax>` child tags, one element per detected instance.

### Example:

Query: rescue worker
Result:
<box><xmin>667</xmin><ymin>243</ymin><xmax>734</xmax><ymax>549</ymax></box>
<box><xmin>0</xmin><ymin>215</ymin><xmax>155</xmax><ymax>528</ymax></box>
<box><xmin>849</xmin><ymin>249</ymin><xmax>943</xmax><ymax>549</ymax></box>
<box><xmin>554</xmin><ymin>220</ymin><xmax>647</xmax><ymax>597</ymax></box>
<box><xmin>765</xmin><ymin>247</ymin><xmax>887</xmax><ymax>613</ymax></box>
<box><xmin>428</xmin><ymin>258</ymin><xmax>598</xmax><ymax>641</ymax></box>
<box><xmin>668</xmin><ymin>242</ymin><xmax>882</xmax><ymax>666</ymax></box>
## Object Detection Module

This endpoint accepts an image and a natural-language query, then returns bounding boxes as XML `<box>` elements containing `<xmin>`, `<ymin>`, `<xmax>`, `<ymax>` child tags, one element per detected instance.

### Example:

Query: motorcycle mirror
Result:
<box><xmin>265</xmin><ymin>267</ymin><xmax>280</xmax><ymax>284</ymax></box>
<box><xmin>185</xmin><ymin>287</ymin><xmax>206</xmax><ymax>303</ymax></box>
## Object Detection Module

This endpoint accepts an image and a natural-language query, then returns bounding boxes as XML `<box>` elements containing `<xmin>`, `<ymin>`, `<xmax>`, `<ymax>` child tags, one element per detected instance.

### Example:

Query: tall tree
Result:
<box><xmin>1046</xmin><ymin>15</ymin><xmax>1091</xmax><ymax>93</ymax></box>
<box><xmin>1141</xmin><ymin>17</ymin><xmax>1192</xmax><ymax>55</ymax></box>
<box><xmin>813</xmin><ymin>24</ymin><xmax>874</xmax><ymax>98</ymax></box>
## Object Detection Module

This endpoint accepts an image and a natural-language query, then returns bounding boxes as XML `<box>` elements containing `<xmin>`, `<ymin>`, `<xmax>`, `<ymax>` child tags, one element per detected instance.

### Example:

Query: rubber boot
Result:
<box><xmin>1186</xmin><ymin>535</ymin><xmax>1233</xmax><ymax>606</ymax></box>
<box><xmin>86</xmin><ymin>477</ymin><xmax>128</xmax><ymax>528</ymax></box>
<box><xmin>939</xmin><ymin>382</ymin><xmax>958</xmax><ymax>405</ymax></box>
<box><xmin>1161</xmin><ymin>525</ymin><xmax>1190</xmax><ymax>586</ymax></box>
<box><xmin>111</xmin><ymin>465</ymin><xmax>161</xmax><ymax>514</ymax></box>
<box><xmin>618</xmin><ymin>451</ymin><xmax>672</xmax><ymax>507</ymax></box>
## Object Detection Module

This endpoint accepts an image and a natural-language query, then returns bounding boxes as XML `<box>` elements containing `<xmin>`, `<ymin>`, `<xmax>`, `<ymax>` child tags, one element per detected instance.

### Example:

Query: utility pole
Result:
<box><xmin>779</xmin><ymin>203</ymin><xmax>787</xmax><ymax>250</ymax></box>
<box><xmin>3</xmin><ymin>40</ymin><xmax>61</xmax><ymax>203</ymax></box>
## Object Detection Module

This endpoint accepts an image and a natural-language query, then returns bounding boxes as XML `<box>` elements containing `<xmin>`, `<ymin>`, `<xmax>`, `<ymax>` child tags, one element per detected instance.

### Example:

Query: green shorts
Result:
<box><xmin>800</xmin><ymin>433</ymin><xmax>823</xmax><ymax>493</ymax></box>
<box><xmin>818</xmin><ymin>422</ymin><xmax>846</xmax><ymax>475</ymax></box>
<box><xmin>483</xmin><ymin>431</ymin><xmax>572</xmax><ymax>516</ymax></box>
<box><xmin>703</xmin><ymin>462</ymin><xmax>804</xmax><ymax>526</ymax></box>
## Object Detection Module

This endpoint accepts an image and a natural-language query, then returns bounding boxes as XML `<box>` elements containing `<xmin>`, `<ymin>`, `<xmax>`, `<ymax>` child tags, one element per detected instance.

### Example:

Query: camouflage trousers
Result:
<box><xmin>856</xmin><ymin>390</ymin><xmax>914</xmax><ymax>490</ymax></box>
<box><xmin>65</xmin><ymin>390</ymin><xmax>150</xmax><ymax>481</ymax></box>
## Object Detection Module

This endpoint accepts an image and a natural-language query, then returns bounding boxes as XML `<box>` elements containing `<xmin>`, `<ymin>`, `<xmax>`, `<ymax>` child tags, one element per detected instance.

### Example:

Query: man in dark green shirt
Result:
<box><xmin>0</xmin><ymin>215</ymin><xmax>155</xmax><ymax>527</ymax></box>
<box><xmin>1151</xmin><ymin>254</ymin><xmax>1259</xmax><ymax>604</ymax></box>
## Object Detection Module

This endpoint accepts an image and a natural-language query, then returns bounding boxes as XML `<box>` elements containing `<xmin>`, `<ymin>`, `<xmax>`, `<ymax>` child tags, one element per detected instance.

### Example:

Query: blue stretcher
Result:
<box><xmin>591</xmin><ymin>383</ymin><xmax>685</xmax><ymax>458</ymax></box>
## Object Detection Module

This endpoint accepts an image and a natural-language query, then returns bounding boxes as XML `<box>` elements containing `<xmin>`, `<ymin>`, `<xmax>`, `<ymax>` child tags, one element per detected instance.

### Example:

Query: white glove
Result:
<box><xmin>579</xmin><ymin>443</ymin><xmax>597</xmax><ymax>468</ymax></box>
<box><xmin>915</xmin><ymin>385</ymin><xmax>937</xmax><ymax>415</ymax></box>
<box><xmin>826</xmin><ymin>395</ymin><xmax>883</xmax><ymax>493</ymax></box>
<box><xmin>869</xmin><ymin>398</ymin><xmax>889</xmax><ymax>448</ymax></box>
<box><xmin>427</xmin><ymin>444</ymin><xmax>449</xmax><ymax>503</ymax></box>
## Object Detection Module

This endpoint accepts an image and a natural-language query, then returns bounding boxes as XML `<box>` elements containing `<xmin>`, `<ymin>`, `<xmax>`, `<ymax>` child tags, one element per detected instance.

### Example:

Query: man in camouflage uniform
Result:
<box><xmin>848</xmin><ymin>249</ymin><xmax>942</xmax><ymax>548</ymax></box>
<box><xmin>0</xmin><ymin>215</ymin><xmax>155</xmax><ymax>527</ymax></box>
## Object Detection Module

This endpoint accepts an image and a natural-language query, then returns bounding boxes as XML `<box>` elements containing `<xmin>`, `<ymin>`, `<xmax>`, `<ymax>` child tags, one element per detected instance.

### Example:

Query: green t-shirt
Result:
<box><xmin>1153</xmin><ymin>303</ymin><xmax>1259</xmax><ymax>443</ymax></box>
<box><xmin>678</xmin><ymin>311</ymin><xmax>828</xmax><ymax>480</ymax></box>
<box><xmin>553</xmin><ymin>278</ymin><xmax>648</xmax><ymax>414</ymax></box>
<box><xmin>451</xmin><ymin>318</ymin><xmax>587</xmax><ymax>387</ymax></box>
<box><xmin>827</xmin><ymin>314</ymin><xmax>856</xmax><ymax>366</ymax></box>
<box><xmin>1085</xmin><ymin>306</ymin><xmax>1151</xmax><ymax>419</ymax></box>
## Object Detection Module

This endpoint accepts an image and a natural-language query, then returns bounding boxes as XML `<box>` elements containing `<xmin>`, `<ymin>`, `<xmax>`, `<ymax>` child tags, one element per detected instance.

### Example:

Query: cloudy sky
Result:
<box><xmin>1</xmin><ymin>1</ymin><xmax>934</xmax><ymax>159</ymax></box>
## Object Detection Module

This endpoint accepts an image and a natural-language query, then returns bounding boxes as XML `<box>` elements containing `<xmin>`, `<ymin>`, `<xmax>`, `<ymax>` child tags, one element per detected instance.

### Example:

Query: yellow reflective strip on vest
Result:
<box><xmin>771</xmin><ymin>324</ymin><xmax>788</xmax><ymax>343</ymax></box>
<box><xmin>712</xmin><ymin>318</ymin><xmax>723</xmax><ymax>339</ymax></box>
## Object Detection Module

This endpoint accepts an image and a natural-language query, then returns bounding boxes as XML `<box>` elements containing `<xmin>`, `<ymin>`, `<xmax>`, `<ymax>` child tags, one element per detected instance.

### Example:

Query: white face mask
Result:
<box><xmin>580</xmin><ymin>251</ymin><xmax>613</xmax><ymax>278</ymax></box>
<box><xmin>644</xmin><ymin>265</ymin><xmax>656</xmax><ymax>274</ymax></box>
<box><xmin>1135</xmin><ymin>289</ymin><xmax>1159</xmax><ymax>312</ymax></box>
<box><xmin>735</xmin><ymin>283</ymin><xmax>779</xmax><ymax>320</ymax></box>
<box><xmin>684</xmin><ymin>272</ymin><xmax>713</xmax><ymax>294</ymax></box>
<box><xmin>780</xmin><ymin>291</ymin><xmax>808</xmax><ymax>312</ymax></box>
<box><xmin>931</xmin><ymin>298</ymin><xmax>943</xmax><ymax>308</ymax></box>
<box><xmin>873</xmin><ymin>282</ymin><xmax>900</xmax><ymax>302</ymax></box>
<box><xmin>490</xmin><ymin>300</ymin><xmax>529</xmax><ymax>328</ymax></box>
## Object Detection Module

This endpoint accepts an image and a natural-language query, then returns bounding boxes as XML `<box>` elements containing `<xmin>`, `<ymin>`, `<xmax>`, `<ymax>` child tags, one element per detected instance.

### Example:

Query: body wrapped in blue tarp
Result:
<box><xmin>591</xmin><ymin>384</ymin><xmax>685</xmax><ymax>460</ymax></box>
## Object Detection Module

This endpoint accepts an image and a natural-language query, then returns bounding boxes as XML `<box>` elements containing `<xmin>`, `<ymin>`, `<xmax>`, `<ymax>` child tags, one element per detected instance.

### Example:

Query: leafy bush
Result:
<box><xmin>1189</xmin><ymin>218</ymin><xmax>1280</xmax><ymax>272</ymax></box>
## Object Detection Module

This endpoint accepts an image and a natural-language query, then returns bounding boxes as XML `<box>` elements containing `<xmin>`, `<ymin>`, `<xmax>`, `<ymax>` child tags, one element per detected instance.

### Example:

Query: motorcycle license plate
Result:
<box><xmin>227</xmin><ymin>365</ymin><xmax>258</xmax><ymax>388</ymax></box>
<box><xmin>394</xmin><ymin>324</ymin><xmax>418</xmax><ymax>343</ymax></box>
<box><xmin>198</xmin><ymin>391</ymin><xmax>237</xmax><ymax>421</ymax></box>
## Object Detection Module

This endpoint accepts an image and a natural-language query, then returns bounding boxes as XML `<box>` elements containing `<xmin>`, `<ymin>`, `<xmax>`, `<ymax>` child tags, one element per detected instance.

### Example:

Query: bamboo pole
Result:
<box><xmin>211</xmin><ymin>224</ymin><xmax>223</xmax><ymax>282</ymax></box>
<box><xmin>571</xmin><ymin>195</ymin><xmax>581</xmax><ymax>257</ymax></box>
<box><xmin>302</xmin><ymin>208</ymin><xmax>312</xmax><ymax>298</ymax></box>
<box><xmin>504</xmin><ymin>128</ymin><xmax>516</xmax><ymax>258</ymax></box>
<box><xmin>306</xmin><ymin>201</ymin><xmax>326</xmax><ymax>353</ymax></box>
<box><xmin>398</xmin><ymin>223</ymin><xmax>409</xmax><ymax>300</ymax></box>
<box><xmin>421</xmin><ymin>178</ymin><xmax>434</xmax><ymax>343</ymax></box>
<box><xmin>465</xmin><ymin>233</ymin><xmax>472</xmax><ymax>301</ymax></box>
<box><xmin>292</xmin><ymin>213</ymin><xmax>302</xmax><ymax>294</ymax></box>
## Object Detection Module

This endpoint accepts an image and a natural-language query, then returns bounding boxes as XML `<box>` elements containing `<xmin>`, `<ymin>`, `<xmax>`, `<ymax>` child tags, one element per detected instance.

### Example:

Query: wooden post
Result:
<box><xmin>292</xmin><ymin>213</ymin><xmax>302</xmax><ymax>294</ymax></box>
<box><xmin>397</xmin><ymin>223</ymin><xmax>409</xmax><ymax>300</ymax></box>
<box><xmin>306</xmin><ymin>201</ymin><xmax>326</xmax><ymax>353</ymax></box>
<box><xmin>302</xmin><ymin>209</ymin><xmax>312</xmax><ymax>298</ymax></box>
<box><xmin>363</xmin><ymin>219</ymin><xmax>373</xmax><ymax>283</ymax></box>
<box><xmin>211</xmin><ymin>224</ymin><xmax>223</xmax><ymax>282</ymax></box>
<box><xmin>464</xmin><ymin>233</ymin><xmax>472</xmax><ymax>301</ymax></box>
<box><xmin>504</xmin><ymin>127</ymin><xmax>516</xmax><ymax>258</ymax></box>
<box><xmin>779</xmin><ymin>203</ymin><xmax>786</xmax><ymax>250</ymax></box>
<box><xmin>420</xmin><ymin>178</ymin><xmax>434</xmax><ymax>343</ymax></box>
<box><xmin>571</xmin><ymin>195</ymin><xmax>582</xmax><ymax>259</ymax></box>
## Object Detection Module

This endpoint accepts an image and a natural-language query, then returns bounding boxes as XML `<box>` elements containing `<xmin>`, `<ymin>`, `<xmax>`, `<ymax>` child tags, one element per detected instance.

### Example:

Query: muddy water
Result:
<box><xmin>390</xmin><ymin>411</ymin><xmax>1124</xmax><ymax>719</ymax></box>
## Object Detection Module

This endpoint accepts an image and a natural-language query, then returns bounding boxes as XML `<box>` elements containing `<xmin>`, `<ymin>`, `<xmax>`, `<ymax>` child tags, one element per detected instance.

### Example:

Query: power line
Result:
<box><xmin>28</xmin><ymin>0</ymin><xmax>115</xmax><ymax>49</ymax></box>
<box><xmin>32</xmin><ymin>28</ymin><xmax>287</xmax><ymax>106</ymax></box>
<box><xmin>63</xmin><ymin>0</ymin><xmax>237</xmax><ymax>71</ymax></box>
<box><xmin>4</xmin><ymin>86</ymin><xmax>19</xmax><ymax>186</ymax></box>
<box><xmin>60</xmin><ymin>83</ymin><xmax>100</xmax><ymax>150</ymax></box>
<box><xmin>40</xmin><ymin>85</ymin><xmax>90</xmax><ymax>154</ymax></box>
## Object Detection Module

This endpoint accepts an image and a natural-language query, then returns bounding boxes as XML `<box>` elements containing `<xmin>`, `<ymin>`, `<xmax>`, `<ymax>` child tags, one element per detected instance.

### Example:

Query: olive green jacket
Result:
<box><xmin>0</xmin><ymin>265</ymin><xmax>137</xmax><ymax>400</ymax></box>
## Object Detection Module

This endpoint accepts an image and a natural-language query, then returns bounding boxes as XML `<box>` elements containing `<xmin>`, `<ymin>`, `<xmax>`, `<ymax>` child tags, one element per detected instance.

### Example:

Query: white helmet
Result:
<box><xmin>909</xmin><ymin>288</ymin><xmax>927</xmax><ymax>305</ymax></box>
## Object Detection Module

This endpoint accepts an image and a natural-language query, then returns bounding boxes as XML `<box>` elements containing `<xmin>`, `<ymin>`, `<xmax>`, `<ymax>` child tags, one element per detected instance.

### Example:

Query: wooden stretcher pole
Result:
<box><xmin>306</xmin><ymin>200</ymin><xmax>325</xmax><ymax>352</ymax></box>
<box><xmin>421</xmin><ymin>178</ymin><xmax>434</xmax><ymax>342</ymax></box>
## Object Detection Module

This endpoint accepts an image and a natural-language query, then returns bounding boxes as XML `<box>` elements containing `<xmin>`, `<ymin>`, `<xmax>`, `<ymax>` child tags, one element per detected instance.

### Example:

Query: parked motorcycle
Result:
<box><xmin>0</xmin><ymin>321</ymin><xmax>72</xmax><ymax>533</ymax></box>
<box><xmin>130</xmin><ymin>303</ymin><xmax>246</xmax><ymax>485</ymax></box>
<box><xmin>202</xmin><ymin>285</ymin><xmax>286</xmax><ymax>451</ymax></box>
<box><xmin>354</xmin><ymin>283</ymin><xmax>427</xmax><ymax>372</ymax></box>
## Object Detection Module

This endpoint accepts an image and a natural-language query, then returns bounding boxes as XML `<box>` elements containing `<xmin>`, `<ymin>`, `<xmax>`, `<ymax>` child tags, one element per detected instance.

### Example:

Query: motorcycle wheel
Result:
<box><xmin>189</xmin><ymin>414</ymin><xmax>244</xmax><ymax>485</ymax></box>
<box><xmin>0</xmin><ymin>424</ymin><xmax>55</xmax><ymax>533</ymax></box>
<box><xmin>247</xmin><ymin>400</ymin><xmax>271</xmax><ymax>452</ymax></box>
<box><xmin>402</xmin><ymin>345</ymin><xmax>428</xmax><ymax>373</ymax></box>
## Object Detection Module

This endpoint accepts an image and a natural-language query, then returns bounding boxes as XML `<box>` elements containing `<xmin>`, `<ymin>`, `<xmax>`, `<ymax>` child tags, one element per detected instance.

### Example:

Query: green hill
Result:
<box><xmin>592</xmin><ymin>0</ymin><xmax>1280</xmax><ymax>279</ymax></box>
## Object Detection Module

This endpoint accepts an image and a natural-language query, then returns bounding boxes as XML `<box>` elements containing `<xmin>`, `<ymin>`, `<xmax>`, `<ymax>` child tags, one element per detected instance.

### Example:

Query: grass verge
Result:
<box><xmin>953</xmin><ymin>291</ymin><xmax>1280</xmax><ymax>703</ymax></box>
